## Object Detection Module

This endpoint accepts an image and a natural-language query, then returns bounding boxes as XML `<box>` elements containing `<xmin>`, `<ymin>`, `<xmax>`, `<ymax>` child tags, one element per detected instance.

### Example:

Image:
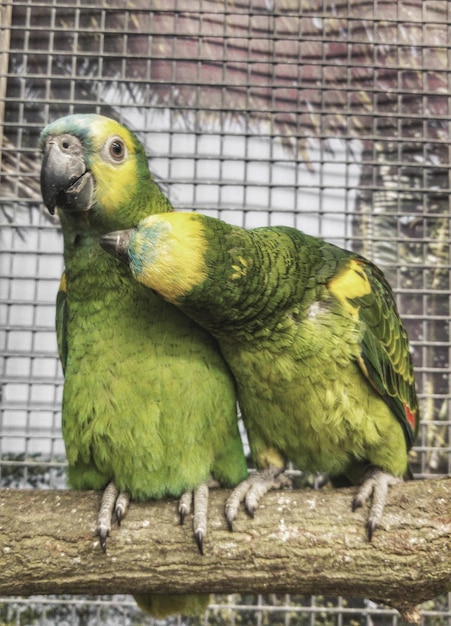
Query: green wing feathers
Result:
<box><xmin>56</xmin><ymin>272</ymin><xmax>68</xmax><ymax>375</ymax></box>
<box><xmin>328</xmin><ymin>256</ymin><xmax>419</xmax><ymax>449</ymax></box>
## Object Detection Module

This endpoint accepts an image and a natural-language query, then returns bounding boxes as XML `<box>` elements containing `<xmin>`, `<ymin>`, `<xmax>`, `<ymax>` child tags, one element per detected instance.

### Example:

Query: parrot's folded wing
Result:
<box><xmin>328</xmin><ymin>256</ymin><xmax>419</xmax><ymax>448</ymax></box>
<box><xmin>56</xmin><ymin>272</ymin><xmax>68</xmax><ymax>375</ymax></box>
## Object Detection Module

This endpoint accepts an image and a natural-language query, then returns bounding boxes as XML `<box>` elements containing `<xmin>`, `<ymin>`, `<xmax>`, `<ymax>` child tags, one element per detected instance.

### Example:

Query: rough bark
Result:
<box><xmin>0</xmin><ymin>479</ymin><xmax>449</xmax><ymax>622</ymax></box>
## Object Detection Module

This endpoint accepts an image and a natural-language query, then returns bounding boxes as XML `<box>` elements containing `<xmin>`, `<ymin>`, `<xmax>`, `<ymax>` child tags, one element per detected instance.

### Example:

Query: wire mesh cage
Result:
<box><xmin>0</xmin><ymin>1</ymin><xmax>450</xmax><ymax>624</ymax></box>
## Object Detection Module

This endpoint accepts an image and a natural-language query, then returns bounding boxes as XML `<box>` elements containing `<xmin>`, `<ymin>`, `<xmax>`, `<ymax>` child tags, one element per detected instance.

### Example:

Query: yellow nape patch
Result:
<box><xmin>134</xmin><ymin>213</ymin><xmax>208</xmax><ymax>302</ymax></box>
<box><xmin>328</xmin><ymin>258</ymin><xmax>372</xmax><ymax>317</ymax></box>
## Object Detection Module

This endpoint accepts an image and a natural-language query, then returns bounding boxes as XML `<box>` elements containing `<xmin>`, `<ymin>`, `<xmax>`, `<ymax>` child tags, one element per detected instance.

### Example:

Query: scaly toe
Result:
<box><xmin>225</xmin><ymin>467</ymin><xmax>289</xmax><ymax>528</ymax></box>
<box><xmin>225</xmin><ymin>479</ymin><xmax>253</xmax><ymax>529</ymax></box>
<box><xmin>115</xmin><ymin>491</ymin><xmax>130</xmax><ymax>526</ymax></box>
<box><xmin>193</xmin><ymin>483</ymin><xmax>209</xmax><ymax>555</ymax></box>
<box><xmin>97</xmin><ymin>482</ymin><xmax>119</xmax><ymax>552</ymax></box>
<box><xmin>354</xmin><ymin>468</ymin><xmax>402</xmax><ymax>540</ymax></box>
<box><xmin>178</xmin><ymin>490</ymin><xmax>193</xmax><ymax>525</ymax></box>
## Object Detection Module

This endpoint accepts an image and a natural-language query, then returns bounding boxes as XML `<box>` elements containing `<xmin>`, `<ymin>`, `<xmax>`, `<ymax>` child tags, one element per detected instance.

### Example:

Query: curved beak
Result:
<box><xmin>99</xmin><ymin>230</ymin><xmax>132</xmax><ymax>265</ymax></box>
<box><xmin>40</xmin><ymin>133</ymin><xmax>94</xmax><ymax>215</ymax></box>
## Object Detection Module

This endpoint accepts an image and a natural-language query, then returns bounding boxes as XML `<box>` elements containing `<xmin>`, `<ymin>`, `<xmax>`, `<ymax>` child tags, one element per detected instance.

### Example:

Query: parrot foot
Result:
<box><xmin>178</xmin><ymin>479</ymin><xmax>220</xmax><ymax>555</ymax></box>
<box><xmin>225</xmin><ymin>468</ymin><xmax>292</xmax><ymax>530</ymax></box>
<box><xmin>97</xmin><ymin>481</ymin><xmax>130</xmax><ymax>552</ymax></box>
<box><xmin>352</xmin><ymin>467</ymin><xmax>402</xmax><ymax>540</ymax></box>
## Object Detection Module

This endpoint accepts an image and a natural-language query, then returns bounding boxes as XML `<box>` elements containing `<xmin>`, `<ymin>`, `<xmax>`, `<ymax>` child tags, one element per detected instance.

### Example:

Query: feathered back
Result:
<box><xmin>121</xmin><ymin>211</ymin><xmax>419</xmax><ymax>452</ymax></box>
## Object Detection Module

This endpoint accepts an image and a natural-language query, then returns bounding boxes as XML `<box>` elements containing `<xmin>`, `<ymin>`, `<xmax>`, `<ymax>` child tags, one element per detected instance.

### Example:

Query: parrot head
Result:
<box><xmin>39</xmin><ymin>114</ymin><xmax>169</xmax><ymax>227</ymax></box>
<box><xmin>100</xmin><ymin>212</ymin><xmax>210</xmax><ymax>303</ymax></box>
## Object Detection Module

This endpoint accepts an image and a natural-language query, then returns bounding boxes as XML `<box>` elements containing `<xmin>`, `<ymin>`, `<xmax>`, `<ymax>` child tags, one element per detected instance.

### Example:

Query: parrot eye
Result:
<box><xmin>106</xmin><ymin>136</ymin><xmax>127</xmax><ymax>163</ymax></box>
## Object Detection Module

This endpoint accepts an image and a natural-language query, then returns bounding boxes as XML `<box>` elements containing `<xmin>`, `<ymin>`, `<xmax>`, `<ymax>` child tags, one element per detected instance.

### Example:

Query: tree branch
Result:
<box><xmin>0</xmin><ymin>479</ymin><xmax>450</xmax><ymax>622</ymax></box>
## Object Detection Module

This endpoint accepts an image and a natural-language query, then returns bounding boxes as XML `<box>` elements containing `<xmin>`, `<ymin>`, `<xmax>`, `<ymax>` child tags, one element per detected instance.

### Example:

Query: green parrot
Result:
<box><xmin>101</xmin><ymin>211</ymin><xmax>420</xmax><ymax>539</ymax></box>
<box><xmin>39</xmin><ymin>114</ymin><xmax>247</xmax><ymax>617</ymax></box>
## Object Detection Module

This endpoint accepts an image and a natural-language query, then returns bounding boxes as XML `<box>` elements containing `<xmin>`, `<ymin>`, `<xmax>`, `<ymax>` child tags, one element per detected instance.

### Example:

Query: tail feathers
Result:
<box><xmin>133</xmin><ymin>593</ymin><xmax>210</xmax><ymax>618</ymax></box>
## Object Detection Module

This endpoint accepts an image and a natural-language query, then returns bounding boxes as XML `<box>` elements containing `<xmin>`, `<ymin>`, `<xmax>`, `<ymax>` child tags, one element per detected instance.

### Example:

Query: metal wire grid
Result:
<box><xmin>2</xmin><ymin>595</ymin><xmax>448</xmax><ymax>626</ymax></box>
<box><xmin>0</xmin><ymin>1</ymin><xmax>450</xmax><ymax>624</ymax></box>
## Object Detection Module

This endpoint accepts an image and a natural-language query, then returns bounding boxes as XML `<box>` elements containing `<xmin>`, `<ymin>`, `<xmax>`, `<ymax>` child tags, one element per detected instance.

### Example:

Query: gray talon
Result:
<box><xmin>193</xmin><ymin>483</ymin><xmax>209</xmax><ymax>555</ymax></box>
<box><xmin>96</xmin><ymin>482</ymin><xmax>131</xmax><ymax>550</ymax></box>
<box><xmin>225</xmin><ymin>468</ymin><xmax>291</xmax><ymax>528</ymax></box>
<box><xmin>354</xmin><ymin>467</ymin><xmax>401</xmax><ymax>540</ymax></box>
<box><xmin>177</xmin><ymin>483</ymin><xmax>211</xmax><ymax>552</ymax></box>
<box><xmin>195</xmin><ymin>529</ymin><xmax>204</xmax><ymax>555</ymax></box>
<box><xmin>178</xmin><ymin>490</ymin><xmax>193</xmax><ymax>524</ymax></box>
<box><xmin>115</xmin><ymin>491</ymin><xmax>130</xmax><ymax>526</ymax></box>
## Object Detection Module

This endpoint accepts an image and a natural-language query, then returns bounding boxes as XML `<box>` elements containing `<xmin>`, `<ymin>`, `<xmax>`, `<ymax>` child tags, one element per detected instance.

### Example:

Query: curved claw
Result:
<box><xmin>225</xmin><ymin>479</ymin><xmax>253</xmax><ymax>530</ymax></box>
<box><xmin>178</xmin><ymin>483</ymin><xmax>211</xmax><ymax>554</ymax></box>
<box><xmin>98</xmin><ymin>528</ymin><xmax>109</xmax><ymax>553</ymax></box>
<box><xmin>353</xmin><ymin>467</ymin><xmax>401</xmax><ymax>540</ymax></box>
<box><xmin>96</xmin><ymin>482</ymin><xmax>131</xmax><ymax>551</ymax></box>
<box><xmin>97</xmin><ymin>482</ymin><xmax>118</xmax><ymax>552</ymax></box>
<box><xmin>225</xmin><ymin>468</ymin><xmax>291</xmax><ymax>529</ymax></box>
<box><xmin>115</xmin><ymin>491</ymin><xmax>130</xmax><ymax>526</ymax></box>
<box><xmin>195</xmin><ymin>529</ymin><xmax>204</xmax><ymax>556</ymax></box>
<box><xmin>193</xmin><ymin>483</ymin><xmax>209</xmax><ymax>555</ymax></box>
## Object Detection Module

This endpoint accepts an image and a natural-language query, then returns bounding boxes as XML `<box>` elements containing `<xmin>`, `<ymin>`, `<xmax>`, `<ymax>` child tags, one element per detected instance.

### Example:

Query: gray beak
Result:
<box><xmin>40</xmin><ymin>134</ymin><xmax>94</xmax><ymax>215</ymax></box>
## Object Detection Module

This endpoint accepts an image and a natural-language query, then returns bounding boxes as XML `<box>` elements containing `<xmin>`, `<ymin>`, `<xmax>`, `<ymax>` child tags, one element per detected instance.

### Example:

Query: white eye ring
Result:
<box><xmin>105</xmin><ymin>136</ymin><xmax>127</xmax><ymax>163</ymax></box>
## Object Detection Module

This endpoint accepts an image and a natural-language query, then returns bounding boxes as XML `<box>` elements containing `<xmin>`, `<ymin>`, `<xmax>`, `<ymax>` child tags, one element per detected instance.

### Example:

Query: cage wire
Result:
<box><xmin>0</xmin><ymin>0</ymin><xmax>450</xmax><ymax>624</ymax></box>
